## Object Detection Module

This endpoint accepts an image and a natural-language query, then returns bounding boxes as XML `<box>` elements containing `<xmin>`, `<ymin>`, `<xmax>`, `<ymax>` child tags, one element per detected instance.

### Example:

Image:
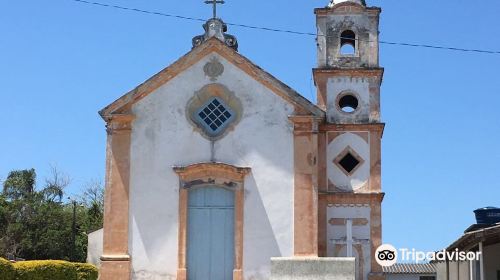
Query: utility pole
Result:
<box><xmin>68</xmin><ymin>197</ymin><xmax>77</xmax><ymax>261</ymax></box>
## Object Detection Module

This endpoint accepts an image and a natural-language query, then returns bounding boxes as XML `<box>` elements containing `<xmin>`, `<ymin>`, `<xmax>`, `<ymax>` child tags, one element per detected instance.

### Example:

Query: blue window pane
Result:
<box><xmin>195</xmin><ymin>97</ymin><xmax>235</xmax><ymax>136</ymax></box>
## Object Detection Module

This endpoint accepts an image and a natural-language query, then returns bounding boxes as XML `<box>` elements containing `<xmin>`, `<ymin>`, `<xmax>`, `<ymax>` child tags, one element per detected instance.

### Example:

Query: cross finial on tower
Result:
<box><xmin>204</xmin><ymin>0</ymin><xmax>225</xmax><ymax>19</ymax></box>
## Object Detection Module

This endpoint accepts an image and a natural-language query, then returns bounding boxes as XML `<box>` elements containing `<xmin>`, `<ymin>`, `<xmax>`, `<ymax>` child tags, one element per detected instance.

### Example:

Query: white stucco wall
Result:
<box><xmin>128</xmin><ymin>53</ymin><xmax>295</xmax><ymax>279</ymax></box>
<box><xmin>326</xmin><ymin>77</ymin><xmax>371</xmax><ymax>123</ymax></box>
<box><xmin>86</xmin><ymin>228</ymin><xmax>103</xmax><ymax>267</ymax></box>
<box><xmin>327</xmin><ymin>132</ymin><xmax>370</xmax><ymax>191</ymax></box>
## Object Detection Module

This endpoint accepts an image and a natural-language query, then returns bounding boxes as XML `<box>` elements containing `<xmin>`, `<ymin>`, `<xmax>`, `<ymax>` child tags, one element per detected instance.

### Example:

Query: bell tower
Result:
<box><xmin>314</xmin><ymin>1</ymin><xmax>385</xmax><ymax>280</ymax></box>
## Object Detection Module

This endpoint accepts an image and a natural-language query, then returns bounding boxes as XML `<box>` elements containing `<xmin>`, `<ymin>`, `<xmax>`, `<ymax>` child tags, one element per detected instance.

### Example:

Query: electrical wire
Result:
<box><xmin>71</xmin><ymin>0</ymin><xmax>500</xmax><ymax>55</ymax></box>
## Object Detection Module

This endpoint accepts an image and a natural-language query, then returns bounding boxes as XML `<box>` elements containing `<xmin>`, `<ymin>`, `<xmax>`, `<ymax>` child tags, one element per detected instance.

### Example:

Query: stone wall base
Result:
<box><xmin>270</xmin><ymin>257</ymin><xmax>355</xmax><ymax>280</ymax></box>
<box><xmin>176</xmin><ymin>268</ymin><xmax>187</xmax><ymax>280</ymax></box>
<box><xmin>233</xmin><ymin>269</ymin><xmax>243</xmax><ymax>280</ymax></box>
<box><xmin>100</xmin><ymin>259</ymin><xmax>131</xmax><ymax>280</ymax></box>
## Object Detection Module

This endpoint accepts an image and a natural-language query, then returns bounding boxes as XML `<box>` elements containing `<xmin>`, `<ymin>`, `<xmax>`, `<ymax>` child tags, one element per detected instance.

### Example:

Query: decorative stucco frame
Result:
<box><xmin>185</xmin><ymin>83</ymin><xmax>243</xmax><ymax>141</ymax></box>
<box><xmin>333</xmin><ymin>145</ymin><xmax>365</xmax><ymax>177</ymax></box>
<box><xmin>173</xmin><ymin>162</ymin><xmax>251</xmax><ymax>280</ymax></box>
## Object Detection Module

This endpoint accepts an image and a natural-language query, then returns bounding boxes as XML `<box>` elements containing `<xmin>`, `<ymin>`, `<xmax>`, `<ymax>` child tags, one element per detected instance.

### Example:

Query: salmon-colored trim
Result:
<box><xmin>318</xmin><ymin>197</ymin><xmax>328</xmax><ymax>257</ymax></box>
<box><xmin>313</xmin><ymin>68</ymin><xmax>384</xmax><ymax>88</ymax></box>
<box><xmin>233</xmin><ymin>187</ymin><xmax>244</xmax><ymax>280</ymax></box>
<box><xmin>100</xmin><ymin>260</ymin><xmax>131</xmax><ymax>280</ymax></box>
<box><xmin>100</xmin><ymin>38</ymin><xmax>324</xmax><ymax>118</ymax></box>
<box><xmin>370</xmin><ymin>201</ymin><xmax>382</xmax><ymax>273</ymax></box>
<box><xmin>173</xmin><ymin>162</ymin><xmax>250</xmax><ymax>280</ymax></box>
<box><xmin>177</xmin><ymin>188</ymin><xmax>188</xmax><ymax>280</ymax></box>
<box><xmin>320</xmin><ymin>123</ymin><xmax>385</xmax><ymax>134</ymax></box>
<box><xmin>173</xmin><ymin>162</ymin><xmax>250</xmax><ymax>182</ymax></box>
<box><xmin>318</xmin><ymin>131</ymin><xmax>327</xmax><ymax>193</ymax></box>
<box><xmin>369</xmin><ymin>80</ymin><xmax>382</xmax><ymax>123</ymax></box>
<box><xmin>100</xmin><ymin>114</ymin><xmax>134</xmax><ymax>280</ymax></box>
<box><xmin>327</xmin><ymin>131</ymin><xmax>342</xmax><ymax>145</ymax></box>
<box><xmin>290</xmin><ymin>116</ymin><xmax>320</xmax><ymax>256</ymax></box>
<box><xmin>314</xmin><ymin>74</ymin><xmax>328</xmax><ymax>110</ymax></box>
<box><xmin>319</xmin><ymin>192</ymin><xmax>384</xmax><ymax>204</ymax></box>
<box><xmin>369</xmin><ymin>130</ymin><xmax>382</xmax><ymax>192</ymax></box>
<box><xmin>352</xmin><ymin>131</ymin><xmax>369</xmax><ymax>144</ymax></box>
<box><xmin>328</xmin><ymin>218</ymin><xmax>369</xmax><ymax>226</ymax></box>
<box><xmin>314</xmin><ymin>4</ymin><xmax>381</xmax><ymax>16</ymax></box>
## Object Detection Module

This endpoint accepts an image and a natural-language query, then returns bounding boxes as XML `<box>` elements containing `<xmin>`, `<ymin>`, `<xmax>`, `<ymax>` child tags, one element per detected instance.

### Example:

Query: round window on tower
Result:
<box><xmin>337</xmin><ymin>92</ymin><xmax>359</xmax><ymax>113</ymax></box>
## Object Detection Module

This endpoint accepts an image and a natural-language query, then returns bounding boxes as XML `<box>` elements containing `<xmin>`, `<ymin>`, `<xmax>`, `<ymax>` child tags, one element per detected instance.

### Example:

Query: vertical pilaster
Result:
<box><xmin>369</xmin><ymin>130</ymin><xmax>382</xmax><ymax>192</ymax></box>
<box><xmin>100</xmin><ymin>114</ymin><xmax>134</xmax><ymax>280</ymax></box>
<box><xmin>233</xmin><ymin>187</ymin><xmax>244</xmax><ymax>280</ymax></box>
<box><xmin>177</xmin><ymin>188</ymin><xmax>188</xmax><ymax>280</ymax></box>
<box><xmin>290</xmin><ymin>116</ymin><xmax>321</xmax><ymax>256</ymax></box>
<box><xmin>370</xmin><ymin>196</ymin><xmax>382</xmax><ymax>274</ymax></box>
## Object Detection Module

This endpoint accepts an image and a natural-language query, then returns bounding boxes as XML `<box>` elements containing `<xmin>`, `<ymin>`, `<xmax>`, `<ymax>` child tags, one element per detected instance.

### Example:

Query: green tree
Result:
<box><xmin>0</xmin><ymin>168</ymin><xmax>105</xmax><ymax>262</ymax></box>
<box><xmin>78</xmin><ymin>180</ymin><xmax>104</xmax><ymax>233</ymax></box>
<box><xmin>2</xmin><ymin>169</ymin><xmax>36</xmax><ymax>201</ymax></box>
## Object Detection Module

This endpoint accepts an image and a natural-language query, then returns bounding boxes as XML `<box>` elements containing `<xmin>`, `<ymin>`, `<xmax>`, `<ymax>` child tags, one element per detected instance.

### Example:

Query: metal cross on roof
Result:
<box><xmin>204</xmin><ymin>0</ymin><xmax>225</xmax><ymax>19</ymax></box>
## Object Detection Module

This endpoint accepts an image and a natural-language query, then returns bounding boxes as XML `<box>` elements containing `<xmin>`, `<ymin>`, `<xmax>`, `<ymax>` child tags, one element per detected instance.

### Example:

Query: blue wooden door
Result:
<box><xmin>187</xmin><ymin>187</ymin><xmax>235</xmax><ymax>280</ymax></box>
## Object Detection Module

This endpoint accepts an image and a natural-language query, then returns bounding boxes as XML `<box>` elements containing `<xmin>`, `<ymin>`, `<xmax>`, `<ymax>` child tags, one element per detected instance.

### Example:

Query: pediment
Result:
<box><xmin>99</xmin><ymin>38</ymin><xmax>324</xmax><ymax>119</ymax></box>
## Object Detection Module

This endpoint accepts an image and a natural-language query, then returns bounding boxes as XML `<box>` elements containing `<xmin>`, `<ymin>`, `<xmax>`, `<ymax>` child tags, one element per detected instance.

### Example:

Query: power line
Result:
<box><xmin>71</xmin><ymin>0</ymin><xmax>500</xmax><ymax>55</ymax></box>
<box><xmin>73</xmin><ymin>0</ymin><xmax>207</xmax><ymax>22</ymax></box>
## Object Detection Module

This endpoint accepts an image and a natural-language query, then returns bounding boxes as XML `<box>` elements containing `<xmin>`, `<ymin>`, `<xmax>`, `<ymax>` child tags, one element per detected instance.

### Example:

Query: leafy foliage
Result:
<box><xmin>0</xmin><ymin>258</ymin><xmax>15</xmax><ymax>280</ymax></box>
<box><xmin>2</xmin><ymin>169</ymin><xmax>36</xmax><ymax>201</ymax></box>
<box><xmin>74</xmin><ymin>262</ymin><xmax>99</xmax><ymax>280</ymax></box>
<box><xmin>0</xmin><ymin>168</ymin><xmax>104</xmax><ymax>262</ymax></box>
<box><xmin>0</xmin><ymin>259</ymin><xmax>98</xmax><ymax>280</ymax></box>
<box><xmin>13</xmin><ymin>260</ymin><xmax>77</xmax><ymax>280</ymax></box>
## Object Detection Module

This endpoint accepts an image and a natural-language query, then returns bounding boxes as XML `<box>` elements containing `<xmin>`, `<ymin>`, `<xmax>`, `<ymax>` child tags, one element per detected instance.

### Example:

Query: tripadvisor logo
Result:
<box><xmin>375</xmin><ymin>244</ymin><xmax>398</xmax><ymax>266</ymax></box>
<box><xmin>375</xmin><ymin>244</ymin><xmax>482</xmax><ymax>267</ymax></box>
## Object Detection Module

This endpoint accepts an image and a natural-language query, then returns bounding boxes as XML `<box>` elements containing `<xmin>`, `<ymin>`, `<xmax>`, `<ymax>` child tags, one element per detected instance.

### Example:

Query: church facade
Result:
<box><xmin>98</xmin><ymin>0</ymin><xmax>385</xmax><ymax>279</ymax></box>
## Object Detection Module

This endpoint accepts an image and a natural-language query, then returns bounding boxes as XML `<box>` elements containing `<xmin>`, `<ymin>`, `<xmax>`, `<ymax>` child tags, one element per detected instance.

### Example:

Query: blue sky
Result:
<box><xmin>1</xmin><ymin>0</ymin><xmax>499</xmax><ymax>255</ymax></box>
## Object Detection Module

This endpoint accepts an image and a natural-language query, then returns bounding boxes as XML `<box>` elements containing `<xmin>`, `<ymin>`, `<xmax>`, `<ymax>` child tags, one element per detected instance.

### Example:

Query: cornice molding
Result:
<box><xmin>100</xmin><ymin>254</ymin><xmax>131</xmax><ymax>262</ymax></box>
<box><xmin>319</xmin><ymin>192</ymin><xmax>385</xmax><ymax>204</ymax></box>
<box><xmin>173</xmin><ymin>162</ymin><xmax>251</xmax><ymax>183</ymax></box>
<box><xmin>104</xmin><ymin>114</ymin><xmax>135</xmax><ymax>133</ymax></box>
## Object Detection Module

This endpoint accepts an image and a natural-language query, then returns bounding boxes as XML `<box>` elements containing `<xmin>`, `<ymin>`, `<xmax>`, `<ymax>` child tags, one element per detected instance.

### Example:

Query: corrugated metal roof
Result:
<box><xmin>383</xmin><ymin>263</ymin><xmax>436</xmax><ymax>274</ymax></box>
<box><xmin>447</xmin><ymin>223</ymin><xmax>500</xmax><ymax>251</ymax></box>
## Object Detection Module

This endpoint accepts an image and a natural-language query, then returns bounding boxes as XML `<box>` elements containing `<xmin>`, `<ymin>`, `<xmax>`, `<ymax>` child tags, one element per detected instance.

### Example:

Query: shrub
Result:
<box><xmin>0</xmin><ymin>258</ymin><xmax>15</xmax><ymax>280</ymax></box>
<box><xmin>74</xmin><ymin>263</ymin><xmax>98</xmax><ymax>280</ymax></box>
<box><xmin>13</xmin><ymin>260</ymin><xmax>77</xmax><ymax>280</ymax></box>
